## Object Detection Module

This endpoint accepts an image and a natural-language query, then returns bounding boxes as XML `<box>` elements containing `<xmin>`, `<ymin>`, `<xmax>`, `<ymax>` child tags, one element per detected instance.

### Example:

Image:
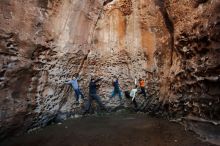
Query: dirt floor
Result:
<box><xmin>0</xmin><ymin>113</ymin><xmax>215</xmax><ymax>146</ymax></box>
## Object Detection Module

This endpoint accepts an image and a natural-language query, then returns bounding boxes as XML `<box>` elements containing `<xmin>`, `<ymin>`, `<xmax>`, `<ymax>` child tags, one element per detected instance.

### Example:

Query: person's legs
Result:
<box><xmin>110</xmin><ymin>90</ymin><xmax>116</xmax><ymax>98</ymax></box>
<box><xmin>132</xmin><ymin>98</ymin><xmax>138</xmax><ymax>108</ymax></box>
<box><xmin>118</xmin><ymin>90</ymin><xmax>122</xmax><ymax>101</ymax></box>
<box><xmin>85</xmin><ymin>96</ymin><xmax>93</xmax><ymax>112</ymax></box>
<box><xmin>78</xmin><ymin>89</ymin><xmax>85</xmax><ymax>99</ymax></box>
<box><xmin>141</xmin><ymin>87</ymin><xmax>147</xmax><ymax>97</ymax></box>
<box><xmin>93</xmin><ymin>94</ymin><xmax>105</xmax><ymax>109</ymax></box>
<box><xmin>74</xmin><ymin>89</ymin><xmax>80</xmax><ymax>101</ymax></box>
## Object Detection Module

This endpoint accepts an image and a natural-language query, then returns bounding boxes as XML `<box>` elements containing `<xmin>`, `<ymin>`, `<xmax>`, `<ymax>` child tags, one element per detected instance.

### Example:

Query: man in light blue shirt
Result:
<box><xmin>66</xmin><ymin>75</ymin><xmax>85</xmax><ymax>103</ymax></box>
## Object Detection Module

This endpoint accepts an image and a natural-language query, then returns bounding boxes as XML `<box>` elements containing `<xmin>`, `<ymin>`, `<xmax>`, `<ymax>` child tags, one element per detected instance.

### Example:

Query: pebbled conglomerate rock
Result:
<box><xmin>0</xmin><ymin>0</ymin><xmax>219</xmax><ymax>140</ymax></box>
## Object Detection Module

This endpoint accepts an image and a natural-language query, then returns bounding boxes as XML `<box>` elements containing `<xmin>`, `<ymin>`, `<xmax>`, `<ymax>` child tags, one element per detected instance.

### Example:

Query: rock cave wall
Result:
<box><xmin>0</xmin><ymin>0</ymin><xmax>219</xmax><ymax>139</ymax></box>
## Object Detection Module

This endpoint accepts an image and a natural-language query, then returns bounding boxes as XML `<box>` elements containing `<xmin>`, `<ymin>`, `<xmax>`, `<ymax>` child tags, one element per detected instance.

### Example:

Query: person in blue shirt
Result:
<box><xmin>84</xmin><ymin>77</ymin><xmax>106</xmax><ymax>114</ymax></box>
<box><xmin>65</xmin><ymin>74</ymin><xmax>85</xmax><ymax>103</ymax></box>
<box><xmin>109</xmin><ymin>77</ymin><xmax>122</xmax><ymax>101</ymax></box>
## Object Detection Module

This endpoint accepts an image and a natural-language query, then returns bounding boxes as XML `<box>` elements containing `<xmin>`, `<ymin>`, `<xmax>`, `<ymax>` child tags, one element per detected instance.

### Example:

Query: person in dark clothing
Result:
<box><xmin>84</xmin><ymin>78</ymin><xmax>106</xmax><ymax>114</ymax></box>
<box><xmin>139</xmin><ymin>78</ymin><xmax>147</xmax><ymax>97</ymax></box>
<box><xmin>109</xmin><ymin>77</ymin><xmax>122</xmax><ymax>100</ymax></box>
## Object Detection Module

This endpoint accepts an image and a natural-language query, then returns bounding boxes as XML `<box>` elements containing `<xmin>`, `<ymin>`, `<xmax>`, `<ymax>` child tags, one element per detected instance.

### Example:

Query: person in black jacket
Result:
<box><xmin>84</xmin><ymin>78</ymin><xmax>106</xmax><ymax>114</ymax></box>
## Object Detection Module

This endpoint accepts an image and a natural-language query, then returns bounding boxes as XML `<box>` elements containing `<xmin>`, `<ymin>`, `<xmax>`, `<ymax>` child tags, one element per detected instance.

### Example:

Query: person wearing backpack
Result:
<box><xmin>65</xmin><ymin>74</ymin><xmax>85</xmax><ymax>104</ymax></box>
<box><xmin>109</xmin><ymin>77</ymin><xmax>122</xmax><ymax>101</ymax></box>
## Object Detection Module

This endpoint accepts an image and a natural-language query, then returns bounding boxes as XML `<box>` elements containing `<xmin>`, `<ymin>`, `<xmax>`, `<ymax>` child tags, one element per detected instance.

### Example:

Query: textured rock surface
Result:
<box><xmin>161</xmin><ymin>0</ymin><xmax>220</xmax><ymax>119</ymax></box>
<box><xmin>0</xmin><ymin>0</ymin><xmax>219</xmax><ymax>139</ymax></box>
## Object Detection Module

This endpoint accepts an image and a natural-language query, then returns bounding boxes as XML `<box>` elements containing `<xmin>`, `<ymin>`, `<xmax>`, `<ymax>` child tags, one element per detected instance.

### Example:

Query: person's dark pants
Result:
<box><xmin>85</xmin><ymin>94</ymin><xmax>105</xmax><ymax>112</ymax></box>
<box><xmin>140</xmin><ymin>87</ymin><xmax>147</xmax><ymax>97</ymax></box>
<box><xmin>110</xmin><ymin>89</ymin><xmax>122</xmax><ymax>100</ymax></box>
<box><xmin>132</xmin><ymin>98</ymin><xmax>138</xmax><ymax>108</ymax></box>
<box><xmin>74</xmin><ymin>89</ymin><xmax>85</xmax><ymax>102</ymax></box>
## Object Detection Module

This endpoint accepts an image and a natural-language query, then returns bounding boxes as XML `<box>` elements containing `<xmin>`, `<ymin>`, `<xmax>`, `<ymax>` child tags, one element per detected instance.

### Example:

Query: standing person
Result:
<box><xmin>84</xmin><ymin>78</ymin><xmax>106</xmax><ymax>114</ymax></box>
<box><xmin>139</xmin><ymin>78</ymin><xmax>147</xmax><ymax>97</ymax></box>
<box><xmin>65</xmin><ymin>74</ymin><xmax>85</xmax><ymax>104</ymax></box>
<box><xmin>109</xmin><ymin>77</ymin><xmax>122</xmax><ymax>101</ymax></box>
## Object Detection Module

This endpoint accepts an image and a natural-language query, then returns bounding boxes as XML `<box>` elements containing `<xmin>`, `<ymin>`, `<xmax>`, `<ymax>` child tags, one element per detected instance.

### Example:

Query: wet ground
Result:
<box><xmin>1</xmin><ymin>113</ymin><xmax>215</xmax><ymax>146</ymax></box>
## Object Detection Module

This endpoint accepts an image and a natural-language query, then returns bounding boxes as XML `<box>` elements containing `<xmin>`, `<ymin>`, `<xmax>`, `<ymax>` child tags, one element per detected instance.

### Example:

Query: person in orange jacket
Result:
<box><xmin>139</xmin><ymin>78</ymin><xmax>147</xmax><ymax>97</ymax></box>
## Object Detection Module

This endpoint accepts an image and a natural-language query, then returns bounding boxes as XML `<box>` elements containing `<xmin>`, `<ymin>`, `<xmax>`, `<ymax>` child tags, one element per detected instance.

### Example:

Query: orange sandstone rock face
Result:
<box><xmin>0</xmin><ymin>0</ymin><xmax>219</xmax><ymax>139</ymax></box>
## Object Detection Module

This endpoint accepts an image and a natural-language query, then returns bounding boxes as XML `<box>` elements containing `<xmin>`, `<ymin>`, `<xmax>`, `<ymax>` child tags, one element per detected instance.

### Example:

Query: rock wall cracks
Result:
<box><xmin>0</xmin><ymin>0</ymin><xmax>219</xmax><ymax>139</ymax></box>
<box><xmin>163</xmin><ymin>0</ymin><xmax>220</xmax><ymax>119</ymax></box>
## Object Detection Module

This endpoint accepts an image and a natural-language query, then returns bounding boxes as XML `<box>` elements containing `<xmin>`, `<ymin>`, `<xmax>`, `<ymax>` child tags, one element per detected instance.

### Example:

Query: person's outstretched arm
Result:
<box><xmin>131</xmin><ymin>89</ymin><xmax>137</xmax><ymax>101</ymax></box>
<box><xmin>76</xmin><ymin>72</ymin><xmax>82</xmax><ymax>80</ymax></box>
<box><xmin>65</xmin><ymin>80</ymin><xmax>71</xmax><ymax>84</ymax></box>
<box><xmin>95</xmin><ymin>78</ymin><xmax>102</xmax><ymax>83</ymax></box>
<box><xmin>135</xmin><ymin>78</ymin><xmax>137</xmax><ymax>85</ymax></box>
<box><xmin>118</xmin><ymin>80</ymin><xmax>122</xmax><ymax>90</ymax></box>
